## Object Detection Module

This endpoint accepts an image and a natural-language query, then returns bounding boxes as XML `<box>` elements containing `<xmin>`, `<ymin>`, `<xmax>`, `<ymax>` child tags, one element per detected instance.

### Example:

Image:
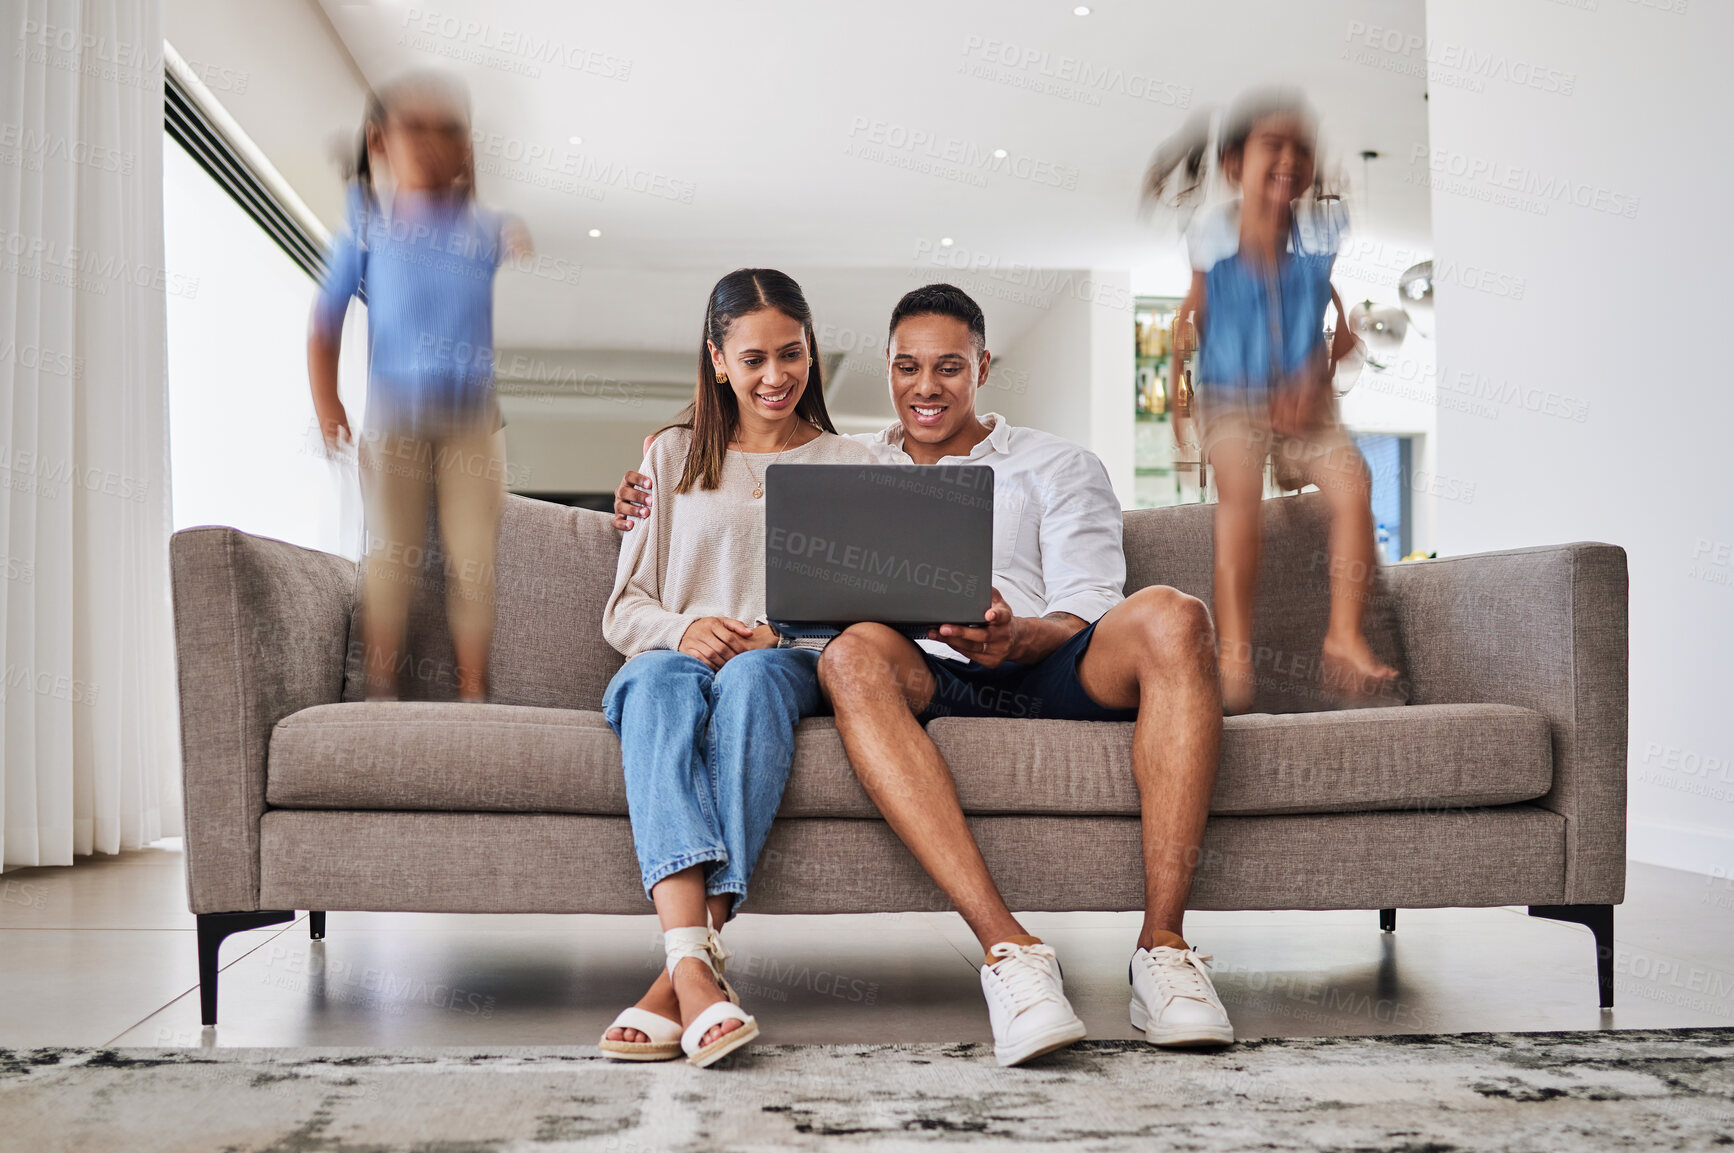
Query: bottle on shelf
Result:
<box><xmin>1169</xmin><ymin>310</ymin><xmax>1197</xmax><ymax>422</ymax></box>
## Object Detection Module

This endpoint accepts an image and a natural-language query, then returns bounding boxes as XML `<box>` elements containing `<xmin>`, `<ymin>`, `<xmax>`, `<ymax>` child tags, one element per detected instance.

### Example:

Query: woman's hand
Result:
<box><xmin>745</xmin><ymin>623</ymin><xmax>780</xmax><ymax>651</ymax></box>
<box><xmin>613</xmin><ymin>471</ymin><xmax>652</xmax><ymax>531</ymax></box>
<box><xmin>679</xmin><ymin>617</ymin><xmax>755</xmax><ymax>669</ymax></box>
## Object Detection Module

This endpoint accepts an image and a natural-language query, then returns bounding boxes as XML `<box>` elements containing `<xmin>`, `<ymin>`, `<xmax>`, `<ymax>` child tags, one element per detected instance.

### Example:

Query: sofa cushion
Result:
<box><xmin>340</xmin><ymin>495</ymin><xmax>624</xmax><ymax>711</ymax></box>
<box><xmin>268</xmin><ymin>702</ymin><xmax>628</xmax><ymax>813</ymax></box>
<box><xmin>1123</xmin><ymin>491</ymin><xmax>1411</xmax><ymax>713</ymax></box>
<box><xmin>927</xmin><ymin>706</ymin><xmax>1551</xmax><ymax>816</ymax></box>
<box><xmin>266</xmin><ymin>701</ymin><xmax>1551</xmax><ymax>819</ymax></box>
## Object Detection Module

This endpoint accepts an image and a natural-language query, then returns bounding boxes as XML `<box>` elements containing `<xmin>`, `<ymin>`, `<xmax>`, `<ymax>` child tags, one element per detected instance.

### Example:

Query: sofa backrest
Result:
<box><xmin>1123</xmin><ymin>490</ymin><xmax>1410</xmax><ymax>713</ymax></box>
<box><xmin>345</xmin><ymin>488</ymin><xmax>1408</xmax><ymax>715</ymax></box>
<box><xmin>342</xmin><ymin>495</ymin><xmax>624</xmax><ymax>710</ymax></box>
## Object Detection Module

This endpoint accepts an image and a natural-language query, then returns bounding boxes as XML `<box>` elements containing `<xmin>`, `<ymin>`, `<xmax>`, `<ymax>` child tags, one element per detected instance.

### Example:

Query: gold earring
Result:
<box><xmin>809</xmin><ymin>357</ymin><xmax>815</xmax><ymax>365</ymax></box>
<box><xmin>716</xmin><ymin>372</ymin><xmax>729</xmax><ymax>384</ymax></box>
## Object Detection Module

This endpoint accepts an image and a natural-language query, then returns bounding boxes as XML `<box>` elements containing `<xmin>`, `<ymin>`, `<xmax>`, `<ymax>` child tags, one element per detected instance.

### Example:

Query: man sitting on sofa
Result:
<box><xmin>612</xmin><ymin>283</ymin><xmax>1232</xmax><ymax>1065</ymax></box>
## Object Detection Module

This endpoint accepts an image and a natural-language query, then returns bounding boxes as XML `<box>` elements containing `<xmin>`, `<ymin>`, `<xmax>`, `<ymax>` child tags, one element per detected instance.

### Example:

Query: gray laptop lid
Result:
<box><xmin>764</xmin><ymin>464</ymin><xmax>994</xmax><ymax>628</ymax></box>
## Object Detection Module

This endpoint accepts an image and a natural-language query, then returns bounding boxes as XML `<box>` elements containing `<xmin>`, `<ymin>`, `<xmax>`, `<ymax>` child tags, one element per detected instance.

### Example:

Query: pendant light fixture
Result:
<box><xmin>1398</xmin><ymin>259</ymin><xmax>1434</xmax><ymax>339</ymax></box>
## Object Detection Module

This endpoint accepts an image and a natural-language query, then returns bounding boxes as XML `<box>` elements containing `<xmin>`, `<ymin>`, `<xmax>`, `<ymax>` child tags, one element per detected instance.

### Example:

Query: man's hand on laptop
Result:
<box><xmin>679</xmin><ymin>617</ymin><xmax>777</xmax><ymax>669</ymax></box>
<box><xmin>612</xmin><ymin>471</ymin><xmax>653</xmax><ymax>531</ymax></box>
<box><xmin>929</xmin><ymin>589</ymin><xmax>1086</xmax><ymax>669</ymax></box>
<box><xmin>930</xmin><ymin>589</ymin><xmax>1021</xmax><ymax>668</ymax></box>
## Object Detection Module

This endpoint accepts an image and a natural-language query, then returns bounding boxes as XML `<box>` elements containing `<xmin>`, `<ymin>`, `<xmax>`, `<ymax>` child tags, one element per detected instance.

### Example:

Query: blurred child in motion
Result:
<box><xmin>1146</xmin><ymin>89</ymin><xmax>1394</xmax><ymax>713</ymax></box>
<box><xmin>307</xmin><ymin>70</ymin><xmax>530</xmax><ymax>702</ymax></box>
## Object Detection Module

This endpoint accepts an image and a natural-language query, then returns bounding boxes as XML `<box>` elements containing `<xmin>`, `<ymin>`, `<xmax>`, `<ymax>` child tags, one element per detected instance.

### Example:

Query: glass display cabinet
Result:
<box><xmin>1132</xmin><ymin>295</ymin><xmax>1208</xmax><ymax>509</ymax></box>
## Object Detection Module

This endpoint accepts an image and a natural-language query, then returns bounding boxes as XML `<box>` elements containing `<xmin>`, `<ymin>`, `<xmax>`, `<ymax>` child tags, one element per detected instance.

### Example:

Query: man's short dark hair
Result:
<box><xmin>889</xmin><ymin>283</ymin><xmax>986</xmax><ymax>353</ymax></box>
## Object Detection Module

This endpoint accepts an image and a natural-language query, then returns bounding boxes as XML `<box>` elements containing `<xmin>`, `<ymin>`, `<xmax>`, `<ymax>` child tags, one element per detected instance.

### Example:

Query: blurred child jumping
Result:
<box><xmin>307</xmin><ymin>70</ymin><xmax>530</xmax><ymax>701</ymax></box>
<box><xmin>1146</xmin><ymin>89</ymin><xmax>1395</xmax><ymax>714</ymax></box>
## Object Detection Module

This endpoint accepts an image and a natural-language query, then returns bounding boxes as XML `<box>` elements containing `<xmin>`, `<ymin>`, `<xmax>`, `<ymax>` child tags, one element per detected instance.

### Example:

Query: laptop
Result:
<box><xmin>764</xmin><ymin>464</ymin><xmax>994</xmax><ymax>639</ymax></box>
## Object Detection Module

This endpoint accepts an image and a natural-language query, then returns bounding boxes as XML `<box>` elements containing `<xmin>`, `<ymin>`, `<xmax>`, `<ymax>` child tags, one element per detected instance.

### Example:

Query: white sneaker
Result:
<box><xmin>1129</xmin><ymin>945</ymin><xmax>1234</xmax><ymax>1046</ymax></box>
<box><xmin>980</xmin><ymin>941</ymin><xmax>1088</xmax><ymax>1066</ymax></box>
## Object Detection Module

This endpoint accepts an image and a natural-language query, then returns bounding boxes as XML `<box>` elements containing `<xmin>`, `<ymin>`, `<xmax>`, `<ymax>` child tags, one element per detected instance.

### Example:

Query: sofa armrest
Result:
<box><xmin>1384</xmin><ymin>542</ymin><xmax>1628</xmax><ymax>904</ymax></box>
<box><xmin>171</xmin><ymin>527</ymin><xmax>355</xmax><ymax>913</ymax></box>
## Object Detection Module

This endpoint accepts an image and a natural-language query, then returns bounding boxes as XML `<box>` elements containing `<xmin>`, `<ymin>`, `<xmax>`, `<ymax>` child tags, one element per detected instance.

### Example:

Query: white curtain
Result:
<box><xmin>1</xmin><ymin>0</ymin><xmax>181</xmax><ymax>869</ymax></box>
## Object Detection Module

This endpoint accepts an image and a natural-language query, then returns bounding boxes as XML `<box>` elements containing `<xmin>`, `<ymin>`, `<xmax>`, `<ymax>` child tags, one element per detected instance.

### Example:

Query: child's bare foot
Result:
<box><xmin>604</xmin><ymin>968</ymin><xmax>681</xmax><ymax>1044</ymax></box>
<box><xmin>1220</xmin><ymin>648</ymin><xmax>1257</xmax><ymax>715</ymax></box>
<box><xmin>1322</xmin><ymin>633</ymin><xmax>1398</xmax><ymax>699</ymax></box>
<box><xmin>671</xmin><ymin>957</ymin><xmax>744</xmax><ymax>1048</ymax></box>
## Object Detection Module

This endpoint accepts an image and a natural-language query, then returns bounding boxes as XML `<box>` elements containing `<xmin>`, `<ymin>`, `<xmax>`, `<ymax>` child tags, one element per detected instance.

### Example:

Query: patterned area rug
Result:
<box><xmin>5</xmin><ymin>1029</ymin><xmax>1733</xmax><ymax>1151</ymax></box>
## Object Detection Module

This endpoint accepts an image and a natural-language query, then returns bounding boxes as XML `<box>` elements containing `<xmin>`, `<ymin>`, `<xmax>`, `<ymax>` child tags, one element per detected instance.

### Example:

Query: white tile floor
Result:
<box><xmin>2</xmin><ymin>840</ymin><xmax>1730</xmax><ymax>1049</ymax></box>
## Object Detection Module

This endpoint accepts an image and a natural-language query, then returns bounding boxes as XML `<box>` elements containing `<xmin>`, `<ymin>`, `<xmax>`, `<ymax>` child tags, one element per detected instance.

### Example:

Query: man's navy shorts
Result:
<box><xmin>916</xmin><ymin>619</ymin><xmax>1137</xmax><ymax>724</ymax></box>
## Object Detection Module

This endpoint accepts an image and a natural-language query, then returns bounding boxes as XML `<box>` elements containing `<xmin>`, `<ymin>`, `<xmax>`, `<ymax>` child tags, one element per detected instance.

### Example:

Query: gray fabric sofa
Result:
<box><xmin>171</xmin><ymin>491</ymin><xmax>1628</xmax><ymax>1025</ymax></box>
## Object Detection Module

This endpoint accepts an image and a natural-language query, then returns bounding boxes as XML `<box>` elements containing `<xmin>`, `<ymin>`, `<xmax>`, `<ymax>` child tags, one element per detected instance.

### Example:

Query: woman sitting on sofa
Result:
<box><xmin>598</xmin><ymin>268</ymin><xmax>876</xmax><ymax>1068</ymax></box>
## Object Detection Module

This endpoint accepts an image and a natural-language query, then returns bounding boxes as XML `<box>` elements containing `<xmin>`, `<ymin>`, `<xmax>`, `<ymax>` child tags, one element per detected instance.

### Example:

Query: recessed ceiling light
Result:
<box><xmin>1073</xmin><ymin>5</ymin><xmax>1091</xmax><ymax>14</ymax></box>
<box><xmin>940</xmin><ymin>237</ymin><xmax>954</xmax><ymax>247</ymax></box>
<box><xmin>568</xmin><ymin>135</ymin><xmax>583</xmax><ymax>146</ymax></box>
<box><xmin>588</xmin><ymin>228</ymin><xmax>602</xmax><ymax>238</ymax></box>
<box><xmin>992</xmin><ymin>148</ymin><xmax>1008</xmax><ymax>159</ymax></box>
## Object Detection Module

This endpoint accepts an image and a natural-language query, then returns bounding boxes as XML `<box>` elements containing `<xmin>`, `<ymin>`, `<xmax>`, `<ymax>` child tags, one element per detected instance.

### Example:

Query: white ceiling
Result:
<box><xmin>306</xmin><ymin>0</ymin><xmax>1432</xmax><ymax>408</ymax></box>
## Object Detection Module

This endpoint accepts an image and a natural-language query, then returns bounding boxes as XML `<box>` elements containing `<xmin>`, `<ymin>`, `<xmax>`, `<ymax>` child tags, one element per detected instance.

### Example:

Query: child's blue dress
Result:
<box><xmin>1187</xmin><ymin>198</ymin><xmax>1347</xmax><ymax>400</ymax></box>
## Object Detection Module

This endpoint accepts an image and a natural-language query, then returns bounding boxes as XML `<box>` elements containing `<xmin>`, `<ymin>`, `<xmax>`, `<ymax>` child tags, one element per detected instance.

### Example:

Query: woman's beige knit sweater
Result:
<box><xmin>602</xmin><ymin>425</ymin><xmax>879</xmax><ymax>658</ymax></box>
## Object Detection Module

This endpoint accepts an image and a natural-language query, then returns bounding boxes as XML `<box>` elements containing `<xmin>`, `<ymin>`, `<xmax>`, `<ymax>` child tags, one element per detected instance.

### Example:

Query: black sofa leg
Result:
<box><xmin>196</xmin><ymin>910</ymin><xmax>295</xmax><ymax>1026</ymax></box>
<box><xmin>1379</xmin><ymin>908</ymin><xmax>1396</xmax><ymax>933</ymax></box>
<box><xmin>309</xmin><ymin>911</ymin><xmax>326</xmax><ymax>940</ymax></box>
<box><xmin>1529</xmin><ymin>904</ymin><xmax>1615</xmax><ymax>1008</ymax></box>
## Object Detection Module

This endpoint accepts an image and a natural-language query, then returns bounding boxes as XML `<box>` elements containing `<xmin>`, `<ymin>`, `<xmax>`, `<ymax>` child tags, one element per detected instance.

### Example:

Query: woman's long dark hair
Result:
<box><xmin>664</xmin><ymin>268</ymin><xmax>837</xmax><ymax>494</ymax></box>
<box><xmin>1142</xmin><ymin>88</ymin><xmax>1321</xmax><ymax>218</ymax></box>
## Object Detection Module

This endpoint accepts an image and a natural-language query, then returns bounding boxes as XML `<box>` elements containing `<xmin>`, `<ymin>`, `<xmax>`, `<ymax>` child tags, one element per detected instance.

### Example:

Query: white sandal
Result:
<box><xmin>664</xmin><ymin>925</ymin><xmax>758</xmax><ymax>1068</ymax></box>
<box><xmin>598</xmin><ymin>1006</ymin><xmax>683</xmax><ymax>1062</ymax></box>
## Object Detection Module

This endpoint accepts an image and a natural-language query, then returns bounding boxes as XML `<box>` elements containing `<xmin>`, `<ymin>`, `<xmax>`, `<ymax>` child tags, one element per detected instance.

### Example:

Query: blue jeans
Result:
<box><xmin>602</xmin><ymin>647</ymin><xmax>822</xmax><ymax>912</ymax></box>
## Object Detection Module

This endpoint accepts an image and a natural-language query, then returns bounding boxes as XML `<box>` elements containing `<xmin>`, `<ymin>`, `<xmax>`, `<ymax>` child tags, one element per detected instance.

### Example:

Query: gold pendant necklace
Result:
<box><xmin>741</xmin><ymin>419</ymin><xmax>802</xmax><ymax>499</ymax></box>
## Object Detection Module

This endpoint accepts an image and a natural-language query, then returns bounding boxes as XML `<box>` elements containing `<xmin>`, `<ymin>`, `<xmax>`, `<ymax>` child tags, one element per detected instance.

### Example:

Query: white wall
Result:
<box><xmin>499</xmin><ymin>397</ymin><xmax>682</xmax><ymax>495</ymax></box>
<box><xmin>1426</xmin><ymin>1</ymin><xmax>1734</xmax><ymax>876</ymax></box>
<box><xmin>992</xmin><ymin>270</ymin><xmax>1135</xmax><ymax>505</ymax></box>
<box><xmin>1087</xmin><ymin>271</ymin><xmax>1136</xmax><ymax>508</ymax></box>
